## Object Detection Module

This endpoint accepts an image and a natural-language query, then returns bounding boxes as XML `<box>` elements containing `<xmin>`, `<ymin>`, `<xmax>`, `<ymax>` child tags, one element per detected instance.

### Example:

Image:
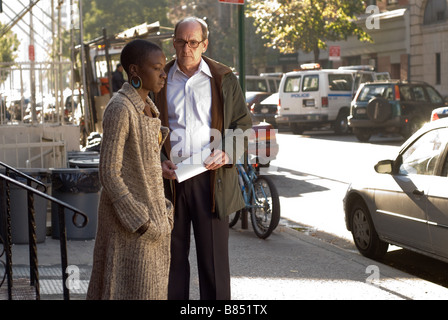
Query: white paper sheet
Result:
<box><xmin>174</xmin><ymin>148</ymin><xmax>211</xmax><ymax>183</ymax></box>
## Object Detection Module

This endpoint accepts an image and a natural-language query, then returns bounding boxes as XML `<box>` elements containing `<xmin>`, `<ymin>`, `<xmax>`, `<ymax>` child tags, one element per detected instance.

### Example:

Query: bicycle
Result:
<box><xmin>229</xmin><ymin>156</ymin><xmax>280</xmax><ymax>239</ymax></box>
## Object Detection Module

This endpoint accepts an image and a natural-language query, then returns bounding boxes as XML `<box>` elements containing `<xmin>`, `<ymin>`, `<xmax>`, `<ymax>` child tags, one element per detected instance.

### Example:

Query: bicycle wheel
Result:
<box><xmin>249</xmin><ymin>175</ymin><xmax>280</xmax><ymax>239</ymax></box>
<box><xmin>228</xmin><ymin>210</ymin><xmax>241</xmax><ymax>228</ymax></box>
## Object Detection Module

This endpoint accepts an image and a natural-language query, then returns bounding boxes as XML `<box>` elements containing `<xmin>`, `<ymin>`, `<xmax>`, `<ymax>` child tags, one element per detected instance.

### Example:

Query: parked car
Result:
<box><xmin>7</xmin><ymin>96</ymin><xmax>30</xmax><ymax>121</ymax></box>
<box><xmin>344</xmin><ymin>118</ymin><xmax>448</xmax><ymax>262</ymax></box>
<box><xmin>245</xmin><ymin>91</ymin><xmax>272</xmax><ymax>111</ymax></box>
<box><xmin>276</xmin><ymin>64</ymin><xmax>388</xmax><ymax>135</ymax></box>
<box><xmin>431</xmin><ymin>106</ymin><xmax>448</xmax><ymax>121</ymax></box>
<box><xmin>348</xmin><ymin>80</ymin><xmax>447</xmax><ymax>142</ymax></box>
<box><xmin>250</xmin><ymin>92</ymin><xmax>279</xmax><ymax>127</ymax></box>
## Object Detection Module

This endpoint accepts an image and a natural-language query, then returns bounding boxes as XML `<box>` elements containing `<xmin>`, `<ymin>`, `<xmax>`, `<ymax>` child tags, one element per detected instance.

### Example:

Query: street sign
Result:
<box><xmin>28</xmin><ymin>45</ymin><xmax>35</xmax><ymax>61</ymax></box>
<box><xmin>329</xmin><ymin>46</ymin><xmax>340</xmax><ymax>61</ymax></box>
<box><xmin>219</xmin><ymin>0</ymin><xmax>244</xmax><ymax>4</ymax></box>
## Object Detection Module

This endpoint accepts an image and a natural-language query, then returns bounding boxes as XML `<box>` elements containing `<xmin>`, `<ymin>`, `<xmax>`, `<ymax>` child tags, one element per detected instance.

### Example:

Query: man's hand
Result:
<box><xmin>162</xmin><ymin>160</ymin><xmax>177</xmax><ymax>180</ymax></box>
<box><xmin>203</xmin><ymin>150</ymin><xmax>230</xmax><ymax>170</ymax></box>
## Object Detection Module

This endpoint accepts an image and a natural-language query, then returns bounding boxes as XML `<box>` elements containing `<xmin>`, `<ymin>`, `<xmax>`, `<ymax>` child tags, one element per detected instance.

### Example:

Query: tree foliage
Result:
<box><xmin>247</xmin><ymin>0</ymin><xmax>372</xmax><ymax>62</ymax></box>
<box><xmin>0</xmin><ymin>22</ymin><xmax>20</xmax><ymax>83</ymax></box>
<box><xmin>81</xmin><ymin>0</ymin><xmax>279</xmax><ymax>73</ymax></box>
<box><xmin>82</xmin><ymin>0</ymin><xmax>170</xmax><ymax>40</ymax></box>
<box><xmin>166</xmin><ymin>0</ymin><xmax>241</xmax><ymax>68</ymax></box>
<box><xmin>166</xmin><ymin>0</ymin><xmax>278</xmax><ymax>73</ymax></box>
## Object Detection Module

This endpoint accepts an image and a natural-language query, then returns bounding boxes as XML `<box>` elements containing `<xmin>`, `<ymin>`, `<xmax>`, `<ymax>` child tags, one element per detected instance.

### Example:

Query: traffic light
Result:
<box><xmin>0</xmin><ymin>1</ymin><xmax>3</xmax><ymax>13</ymax></box>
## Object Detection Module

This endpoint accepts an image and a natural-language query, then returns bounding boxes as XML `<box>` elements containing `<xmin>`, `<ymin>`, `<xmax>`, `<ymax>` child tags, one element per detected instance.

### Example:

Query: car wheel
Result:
<box><xmin>353</xmin><ymin>128</ymin><xmax>371</xmax><ymax>142</ymax></box>
<box><xmin>350</xmin><ymin>200</ymin><xmax>388</xmax><ymax>260</ymax></box>
<box><xmin>367</xmin><ymin>97</ymin><xmax>391</xmax><ymax>122</ymax></box>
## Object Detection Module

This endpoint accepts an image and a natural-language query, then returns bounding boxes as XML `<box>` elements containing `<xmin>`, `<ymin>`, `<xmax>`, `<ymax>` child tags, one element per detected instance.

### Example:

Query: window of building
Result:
<box><xmin>424</xmin><ymin>0</ymin><xmax>448</xmax><ymax>25</ymax></box>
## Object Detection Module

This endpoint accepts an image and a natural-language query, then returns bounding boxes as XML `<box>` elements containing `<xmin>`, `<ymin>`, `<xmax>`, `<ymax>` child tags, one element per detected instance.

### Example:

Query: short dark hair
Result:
<box><xmin>174</xmin><ymin>16</ymin><xmax>209</xmax><ymax>41</ymax></box>
<box><xmin>120</xmin><ymin>39</ymin><xmax>162</xmax><ymax>76</ymax></box>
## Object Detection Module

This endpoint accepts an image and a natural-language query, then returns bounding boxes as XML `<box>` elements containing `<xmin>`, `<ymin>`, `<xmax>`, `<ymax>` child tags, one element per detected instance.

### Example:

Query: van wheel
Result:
<box><xmin>290</xmin><ymin>123</ymin><xmax>305</xmax><ymax>134</ymax></box>
<box><xmin>354</xmin><ymin>128</ymin><xmax>371</xmax><ymax>142</ymax></box>
<box><xmin>334</xmin><ymin>110</ymin><xmax>350</xmax><ymax>134</ymax></box>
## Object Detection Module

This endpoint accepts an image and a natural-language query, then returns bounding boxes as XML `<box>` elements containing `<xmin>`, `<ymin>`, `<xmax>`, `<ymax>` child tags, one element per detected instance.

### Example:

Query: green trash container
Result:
<box><xmin>0</xmin><ymin>169</ymin><xmax>50</xmax><ymax>244</ymax></box>
<box><xmin>50</xmin><ymin>168</ymin><xmax>100</xmax><ymax>240</ymax></box>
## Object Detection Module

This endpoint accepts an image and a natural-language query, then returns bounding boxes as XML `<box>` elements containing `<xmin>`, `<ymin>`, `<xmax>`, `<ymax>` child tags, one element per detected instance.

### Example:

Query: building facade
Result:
<box><xmin>277</xmin><ymin>0</ymin><xmax>448</xmax><ymax>96</ymax></box>
<box><xmin>410</xmin><ymin>0</ymin><xmax>448</xmax><ymax>96</ymax></box>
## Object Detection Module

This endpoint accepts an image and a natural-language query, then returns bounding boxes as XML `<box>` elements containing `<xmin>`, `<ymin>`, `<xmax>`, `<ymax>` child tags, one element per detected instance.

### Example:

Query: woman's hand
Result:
<box><xmin>162</xmin><ymin>160</ymin><xmax>177</xmax><ymax>179</ymax></box>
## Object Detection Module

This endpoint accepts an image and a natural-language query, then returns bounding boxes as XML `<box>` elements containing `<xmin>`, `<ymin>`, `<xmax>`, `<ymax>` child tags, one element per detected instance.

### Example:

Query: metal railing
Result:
<box><xmin>0</xmin><ymin>132</ymin><xmax>66</xmax><ymax>168</ymax></box>
<box><xmin>0</xmin><ymin>161</ymin><xmax>88</xmax><ymax>300</ymax></box>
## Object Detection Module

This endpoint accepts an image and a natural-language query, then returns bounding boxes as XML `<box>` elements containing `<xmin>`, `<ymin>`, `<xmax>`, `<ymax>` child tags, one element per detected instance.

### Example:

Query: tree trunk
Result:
<box><xmin>313</xmin><ymin>45</ymin><xmax>320</xmax><ymax>63</ymax></box>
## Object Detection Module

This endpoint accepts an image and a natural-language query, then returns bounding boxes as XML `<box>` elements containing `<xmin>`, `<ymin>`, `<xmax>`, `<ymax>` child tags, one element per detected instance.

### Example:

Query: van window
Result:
<box><xmin>246</xmin><ymin>79</ymin><xmax>269</xmax><ymax>92</ymax></box>
<box><xmin>328</xmin><ymin>74</ymin><xmax>353</xmax><ymax>91</ymax></box>
<box><xmin>268</xmin><ymin>79</ymin><xmax>276</xmax><ymax>92</ymax></box>
<box><xmin>302</xmin><ymin>75</ymin><xmax>319</xmax><ymax>92</ymax></box>
<box><xmin>361</xmin><ymin>73</ymin><xmax>374</xmax><ymax>83</ymax></box>
<box><xmin>274</xmin><ymin>79</ymin><xmax>281</xmax><ymax>91</ymax></box>
<box><xmin>284</xmin><ymin>76</ymin><xmax>301</xmax><ymax>93</ymax></box>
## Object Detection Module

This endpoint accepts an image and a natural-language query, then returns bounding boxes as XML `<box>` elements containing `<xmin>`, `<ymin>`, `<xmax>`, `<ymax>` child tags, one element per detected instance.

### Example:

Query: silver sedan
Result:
<box><xmin>344</xmin><ymin>118</ymin><xmax>448</xmax><ymax>262</ymax></box>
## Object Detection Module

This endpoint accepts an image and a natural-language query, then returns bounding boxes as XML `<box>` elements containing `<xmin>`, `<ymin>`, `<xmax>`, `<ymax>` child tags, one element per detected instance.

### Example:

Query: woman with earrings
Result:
<box><xmin>86</xmin><ymin>39</ymin><xmax>173</xmax><ymax>300</ymax></box>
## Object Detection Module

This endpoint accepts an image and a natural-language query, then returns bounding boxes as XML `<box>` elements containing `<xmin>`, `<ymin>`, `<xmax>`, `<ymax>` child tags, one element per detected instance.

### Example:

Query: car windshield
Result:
<box><xmin>357</xmin><ymin>84</ymin><xmax>394</xmax><ymax>102</ymax></box>
<box><xmin>399</xmin><ymin>127</ymin><xmax>448</xmax><ymax>175</ymax></box>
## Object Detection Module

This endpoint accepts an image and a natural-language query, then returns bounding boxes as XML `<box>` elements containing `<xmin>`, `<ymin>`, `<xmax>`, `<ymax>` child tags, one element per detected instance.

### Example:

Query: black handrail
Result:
<box><xmin>0</xmin><ymin>170</ymin><xmax>88</xmax><ymax>300</ymax></box>
<box><xmin>0</xmin><ymin>161</ymin><xmax>48</xmax><ymax>193</ymax></box>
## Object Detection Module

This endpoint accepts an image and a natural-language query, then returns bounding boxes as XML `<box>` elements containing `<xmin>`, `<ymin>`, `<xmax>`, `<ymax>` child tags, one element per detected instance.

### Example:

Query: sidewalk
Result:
<box><xmin>8</xmin><ymin>222</ymin><xmax>448</xmax><ymax>300</ymax></box>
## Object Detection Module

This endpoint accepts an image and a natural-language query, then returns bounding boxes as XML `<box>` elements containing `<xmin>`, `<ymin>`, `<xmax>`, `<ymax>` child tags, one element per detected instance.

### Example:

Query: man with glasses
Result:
<box><xmin>154</xmin><ymin>16</ymin><xmax>252</xmax><ymax>300</ymax></box>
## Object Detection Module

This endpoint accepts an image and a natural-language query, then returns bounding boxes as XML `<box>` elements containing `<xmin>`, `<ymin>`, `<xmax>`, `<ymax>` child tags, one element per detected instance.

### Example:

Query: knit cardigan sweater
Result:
<box><xmin>87</xmin><ymin>82</ymin><xmax>173</xmax><ymax>300</ymax></box>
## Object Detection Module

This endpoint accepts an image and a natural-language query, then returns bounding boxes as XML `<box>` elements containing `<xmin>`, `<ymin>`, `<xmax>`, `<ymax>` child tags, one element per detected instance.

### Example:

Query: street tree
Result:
<box><xmin>82</xmin><ymin>0</ymin><xmax>170</xmax><ymax>40</ymax></box>
<box><xmin>247</xmin><ymin>0</ymin><xmax>372</xmax><ymax>62</ymax></box>
<box><xmin>0</xmin><ymin>21</ymin><xmax>20</xmax><ymax>84</ymax></box>
<box><xmin>167</xmin><ymin>0</ymin><xmax>278</xmax><ymax>73</ymax></box>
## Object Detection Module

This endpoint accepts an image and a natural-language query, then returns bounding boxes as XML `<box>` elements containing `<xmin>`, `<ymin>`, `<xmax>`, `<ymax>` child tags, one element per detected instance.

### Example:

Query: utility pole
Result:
<box><xmin>57</xmin><ymin>0</ymin><xmax>64</xmax><ymax>124</ymax></box>
<box><xmin>79</xmin><ymin>0</ymin><xmax>90</xmax><ymax>133</ymax></box>
<box><xmin>30</xmin><ymin>0</ymin><xmax>37</xmax><ymax>123</ymax></box>
<box><xmin>51</xmin><ymin>0</ymin><xmax>58</xmax><ymax>122</ymax></box>
<box><xmin>238</xmin><ymin>3</ymin><xmax>245</xmax><ymax>95</ymax></box>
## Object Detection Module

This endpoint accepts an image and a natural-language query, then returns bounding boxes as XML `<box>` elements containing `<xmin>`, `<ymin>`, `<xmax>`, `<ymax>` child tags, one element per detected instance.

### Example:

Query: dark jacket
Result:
<box><xmin>154</xmin><ymin>55</ymin><xmax>252</xmax><ymax>219</ymax></box>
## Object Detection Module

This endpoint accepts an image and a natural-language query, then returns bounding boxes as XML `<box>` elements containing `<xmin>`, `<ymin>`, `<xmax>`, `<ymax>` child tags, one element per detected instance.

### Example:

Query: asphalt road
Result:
<box><xmin>268</xmin><ymin>130</ymin><xmax>448</xmax><ymax>289</ymax></box>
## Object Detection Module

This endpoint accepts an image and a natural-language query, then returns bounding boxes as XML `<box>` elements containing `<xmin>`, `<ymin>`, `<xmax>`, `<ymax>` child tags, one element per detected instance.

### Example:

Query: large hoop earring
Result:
<box><xmin>130</xmin><ymin>75</ymin><xmax>142</xmax><ymax>90</ymax></box>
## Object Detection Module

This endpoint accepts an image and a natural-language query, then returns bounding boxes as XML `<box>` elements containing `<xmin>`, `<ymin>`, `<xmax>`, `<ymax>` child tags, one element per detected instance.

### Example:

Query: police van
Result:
<box><xmin>276</xmin><ymin>64</ymin><xmax>388</xmax><ymax>134</ymax></box>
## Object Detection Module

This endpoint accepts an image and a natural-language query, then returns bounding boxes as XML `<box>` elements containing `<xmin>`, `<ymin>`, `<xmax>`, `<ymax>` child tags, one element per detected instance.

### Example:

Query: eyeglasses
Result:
<box><xmin>173</xmin><ymin>38</ymin><xmax>205</xmax><ymax>48</ymax></box>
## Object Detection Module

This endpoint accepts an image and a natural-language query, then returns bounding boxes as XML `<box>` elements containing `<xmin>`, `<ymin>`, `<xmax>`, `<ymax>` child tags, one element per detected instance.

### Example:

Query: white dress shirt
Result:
<box><xmin>166</xmin><ymin>58</ymin><xmax>212</xmax><ymax>162</ymax></box>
